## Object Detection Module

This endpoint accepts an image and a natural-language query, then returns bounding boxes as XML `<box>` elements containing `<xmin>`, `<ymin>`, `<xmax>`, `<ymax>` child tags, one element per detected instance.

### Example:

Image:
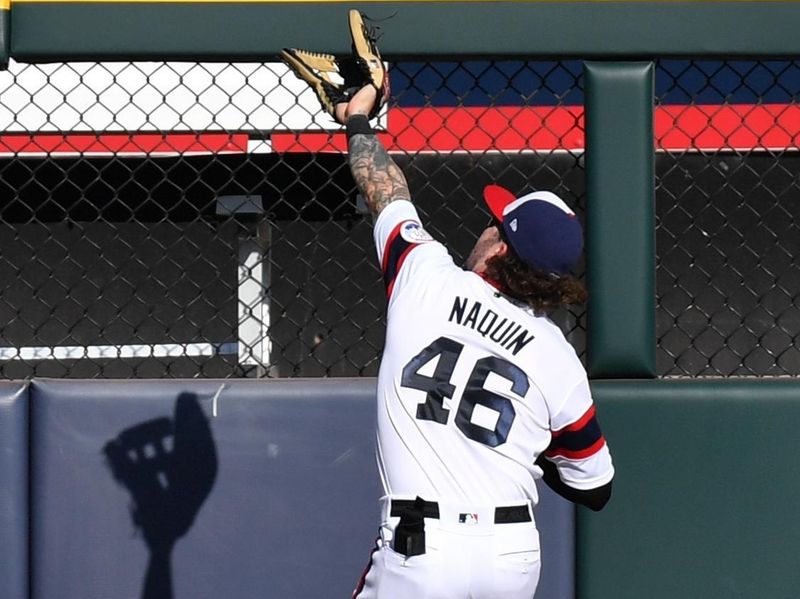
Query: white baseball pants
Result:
<box><xmin>353</xmin><ymin>496</ymin><xmax>540</xmax><ymax>599</ymax></box>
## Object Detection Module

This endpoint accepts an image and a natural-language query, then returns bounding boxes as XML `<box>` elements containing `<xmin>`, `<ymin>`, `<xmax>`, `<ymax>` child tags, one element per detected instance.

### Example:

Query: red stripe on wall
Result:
<box><xmin>388</xmin><ymin>106</ymin><xmax>586</xmax><ymax>152</ymax></box>
<box><xmin>2</xmin><ymin>105</ymin><xmax>797</xmax><ymax>156</ymax></box>
<box><xmin>272</xmin><ymin>104</ymin><xmax>800</xmax><ymax>153</ymax></box>
<box><xmin>656</xmin><ymin>104</ymin><xmax>800</xmax><ymax>151</ymax></box>
<box><xmin>0</xmin><ymin>133</ymin><xmax>249</xmax><ymax>155</ymax></box>
<box><xmin>270</xmin><ymin>131</ymin><xmax>390</xmax><ymax>154</ymax></box>
<box><xmin>271</xmin><ymin>106</ymin><xmax>585</xmax><ymax>153</ymax></box>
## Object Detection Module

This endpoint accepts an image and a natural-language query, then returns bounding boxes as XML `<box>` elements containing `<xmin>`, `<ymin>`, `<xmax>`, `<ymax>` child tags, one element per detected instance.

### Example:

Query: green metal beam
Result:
<box><xmin>10</xmin><ymin>2</ymin><xmax>800</xmax><ymax>61</ymax></box>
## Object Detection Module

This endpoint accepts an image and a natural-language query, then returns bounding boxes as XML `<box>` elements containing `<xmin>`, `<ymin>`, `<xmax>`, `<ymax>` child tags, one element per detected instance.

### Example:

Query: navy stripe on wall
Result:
<box><xmin>392</xmin><ymin>60</ymin><xmax>800</xmax><ymax>107</ymax></box>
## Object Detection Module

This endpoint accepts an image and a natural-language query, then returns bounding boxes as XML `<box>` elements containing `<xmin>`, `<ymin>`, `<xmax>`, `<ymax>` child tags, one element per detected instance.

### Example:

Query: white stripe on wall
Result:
<box><xmin>0</xmin><ymin>342</ymin><xmax>239</xmax><ymax>361</ymax></box>
<box><xmin>0</xmin><ymin>60</ymin><xmax>387</xmax><ymax>133</ymax></box>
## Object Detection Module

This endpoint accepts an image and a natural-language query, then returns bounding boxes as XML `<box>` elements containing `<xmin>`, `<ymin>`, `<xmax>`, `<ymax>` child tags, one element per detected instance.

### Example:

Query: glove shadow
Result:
<box><xmin>103</xmin><ymin>392</ymin><xmax>218</xmax><ymax>599</ymax></box>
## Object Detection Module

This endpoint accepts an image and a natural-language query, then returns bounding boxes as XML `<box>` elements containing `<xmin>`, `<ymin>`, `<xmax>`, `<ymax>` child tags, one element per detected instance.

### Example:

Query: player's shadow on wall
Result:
<box><xmin>103</xmin><ymin>392</ymin><xmax>218</xmax><ymax>599</ymax></box>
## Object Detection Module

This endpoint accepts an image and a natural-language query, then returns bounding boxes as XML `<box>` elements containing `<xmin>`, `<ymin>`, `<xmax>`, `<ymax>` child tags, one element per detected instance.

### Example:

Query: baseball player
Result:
<box><xmin>282</xmin><ymin>12</ymin><xmax>614</xmax><ymax>598</ymax></box>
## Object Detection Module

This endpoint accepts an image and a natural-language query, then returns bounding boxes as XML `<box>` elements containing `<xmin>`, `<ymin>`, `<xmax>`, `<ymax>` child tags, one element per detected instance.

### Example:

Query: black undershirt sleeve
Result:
<box><xmin>535</xmin><ymin>454</ymin><xmax>612</xmax><ymax>512</ymax></box>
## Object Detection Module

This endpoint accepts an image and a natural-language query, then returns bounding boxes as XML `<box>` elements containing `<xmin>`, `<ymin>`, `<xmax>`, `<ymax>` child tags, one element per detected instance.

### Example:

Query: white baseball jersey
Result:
<box><xmin>373</xmin><ymin>200</ymin><xmax>614</xmax><ymax>506</ymax></box>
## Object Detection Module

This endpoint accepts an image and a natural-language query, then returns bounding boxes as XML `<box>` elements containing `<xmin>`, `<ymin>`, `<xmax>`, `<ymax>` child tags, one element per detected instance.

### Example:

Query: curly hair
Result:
<box><xmin>482</xmin><ymin>244</ymin><xmax>587</xmax><ymax>313</ymax></box>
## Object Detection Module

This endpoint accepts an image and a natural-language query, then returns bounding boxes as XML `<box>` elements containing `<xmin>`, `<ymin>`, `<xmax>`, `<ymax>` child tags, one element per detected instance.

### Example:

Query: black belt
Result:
<box><xmin>390</xmin><ymin>499</ymin><xmax>531</xmax><ymax>524</ymax></box>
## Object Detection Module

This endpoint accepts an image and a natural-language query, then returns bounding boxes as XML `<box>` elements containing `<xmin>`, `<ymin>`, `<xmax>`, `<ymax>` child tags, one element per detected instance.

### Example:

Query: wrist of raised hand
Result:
<box><xmin>346</xmin><ymin>114</ymin><xmax>374</xmax><ymax>138</ymax></box>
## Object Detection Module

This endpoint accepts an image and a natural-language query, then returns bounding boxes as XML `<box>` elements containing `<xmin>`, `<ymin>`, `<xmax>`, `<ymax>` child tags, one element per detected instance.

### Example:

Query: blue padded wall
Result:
<box><xmin>0</xmin><ymin>381</ymin><xmax>28</xmax><ymax>599</ymax></box>
<box><xmin>536</xmin><ymin>484</ymin><xmax>575</xmax><ymax>599</ymax></box>
<box><xmin>30</xmin><ymin>378</ymin><xmax>381</xmax><ymax>599</ymax></box>
<box><xmin>28</xmin><ymin>378</ymin><xmax>573</xmax><ymax>599</ymax></box>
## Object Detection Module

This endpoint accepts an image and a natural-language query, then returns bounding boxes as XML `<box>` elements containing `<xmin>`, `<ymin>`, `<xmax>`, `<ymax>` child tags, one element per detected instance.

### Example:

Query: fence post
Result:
<box><xmin>584</xmin><ymin>62</ymin><xmax>656</xmax><ymax>378</ymax></box>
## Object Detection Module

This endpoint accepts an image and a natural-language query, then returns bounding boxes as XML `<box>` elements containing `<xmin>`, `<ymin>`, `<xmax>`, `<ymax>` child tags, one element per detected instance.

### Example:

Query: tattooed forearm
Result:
<box><xmin>349</xmin><ymin>133</ymin><xmax>411</xmax><ymax>216</ymax></box>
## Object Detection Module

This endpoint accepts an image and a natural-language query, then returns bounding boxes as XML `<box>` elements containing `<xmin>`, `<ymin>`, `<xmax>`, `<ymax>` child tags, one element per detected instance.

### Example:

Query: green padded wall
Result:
<box><xmin>578</xmin><ymin>380</ymin><xmax>800</xmax><ymax>599</ymax></box>
<box><xmin>585</xmin><ymin>62</ymin><xmax>655</xmax><ymax>379</ymax></box>
<box><xmin>0</xmin><ymin>0</ymin><xmax>7</xmax><ymax>67</ymax></box>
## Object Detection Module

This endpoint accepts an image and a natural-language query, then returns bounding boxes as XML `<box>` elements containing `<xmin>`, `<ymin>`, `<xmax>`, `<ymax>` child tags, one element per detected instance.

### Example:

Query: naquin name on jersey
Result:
<box><xmin>448</xmin><ymin>295</ymin><xmax>534</xmax><ymax>356</ymax></box>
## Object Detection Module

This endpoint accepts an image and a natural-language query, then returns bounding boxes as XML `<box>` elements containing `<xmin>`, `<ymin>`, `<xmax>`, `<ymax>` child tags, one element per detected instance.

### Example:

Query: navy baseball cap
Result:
<box><xmin>483</xmin><ymin>184</ymin><xmax>583</xmax><ymax>276</ymax></box>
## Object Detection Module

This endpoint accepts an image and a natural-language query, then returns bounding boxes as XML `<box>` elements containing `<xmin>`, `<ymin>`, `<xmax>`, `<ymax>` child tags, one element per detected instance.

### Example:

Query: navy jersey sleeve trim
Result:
<box><xmin>545</xmin><ymin>405</ymin><xmax>607</xmax><ymax>460</ymax></box>
<box><xmin>382</xmin><ymin>220</ymin><xmax>421</xmax><ymax>298</ymax></box>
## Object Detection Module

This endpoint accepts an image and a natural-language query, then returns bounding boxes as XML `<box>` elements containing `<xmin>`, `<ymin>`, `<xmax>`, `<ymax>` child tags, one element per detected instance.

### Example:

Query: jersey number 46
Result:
<box><xmin>401</xmin><ymin>336</ymin><xmax>529</xmax><ymax>447</ymax></box>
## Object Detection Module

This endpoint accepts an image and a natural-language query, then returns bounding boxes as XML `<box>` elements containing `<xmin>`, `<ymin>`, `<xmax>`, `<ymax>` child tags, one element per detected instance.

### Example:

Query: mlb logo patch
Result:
<box><xmin>459</xmin><ymin>513</ymin><xmax>479</xmax><ymax>525</ymax></box>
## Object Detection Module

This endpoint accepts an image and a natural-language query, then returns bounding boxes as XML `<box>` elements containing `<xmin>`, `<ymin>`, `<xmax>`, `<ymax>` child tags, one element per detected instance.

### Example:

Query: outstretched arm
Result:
<box><xmin>339</xmin><ymin>86</ymin><xmax>411</xmax><ymax>217</ymax></box>
<box><xmin>348</xmin><ymin>130</ymin><xmax>411</xmax><ymax>216</ymax></box>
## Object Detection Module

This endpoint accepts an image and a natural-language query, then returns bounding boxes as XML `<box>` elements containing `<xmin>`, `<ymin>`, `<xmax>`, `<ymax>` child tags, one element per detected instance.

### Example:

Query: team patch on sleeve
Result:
<box><xmin>382</xmin><ymin>220</ymin><xmax>433</xmax><ymax>296</ymax></box>
<box><xmin>544</xmin><ymin>405</ymin><xmax>606</xmax><ymax>460</ymax></box>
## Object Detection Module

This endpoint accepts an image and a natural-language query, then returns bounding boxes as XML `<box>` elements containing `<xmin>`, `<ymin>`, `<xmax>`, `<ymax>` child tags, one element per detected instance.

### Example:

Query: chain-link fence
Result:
<box><xmin>656</xmin><ymin>59</ymin><xmax>800</xmax><ymax>377</ymax></box>
<box><xmin>0</xmin><ymin>59</ymin><xmax>586</xmax><ymax>378</ymax></box>
<box><xmin>5</xmin><ymin>57</ymin><xmax>796</xmax><ymax>379</ymax></box>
